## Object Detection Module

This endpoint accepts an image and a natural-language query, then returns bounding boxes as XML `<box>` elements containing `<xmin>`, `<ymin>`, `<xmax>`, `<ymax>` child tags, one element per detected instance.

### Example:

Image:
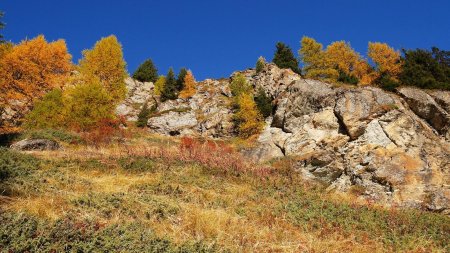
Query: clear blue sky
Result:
<box><xmin>1</xmin><ymin>0</ymin><xmax>449</xmax><ymax>80</ymax></box>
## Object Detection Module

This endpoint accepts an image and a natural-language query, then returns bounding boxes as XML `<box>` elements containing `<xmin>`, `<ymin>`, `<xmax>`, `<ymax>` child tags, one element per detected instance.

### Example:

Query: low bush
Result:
<box><xmin>18</xmin><ymin>128</ymin><xmax>81</xmax><ymax>144</ymax></box>
<box><xmin>0</xmin><ymin>148</ymin><xmax>39</xmax><ymax>195</ymax></box>
<box><xmin>80</xmin><ymin>117</ymin><xmax>129</xmax><ymax>146</ymax></box>
<box><xmin>0</xmin><ymin>212</ymin><xmax>216</xmax><ymax>252</ymax></box>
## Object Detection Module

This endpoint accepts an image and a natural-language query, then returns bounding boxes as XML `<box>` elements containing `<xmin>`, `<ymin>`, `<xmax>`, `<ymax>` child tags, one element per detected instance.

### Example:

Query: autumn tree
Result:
<box><xmin>299</xmin><ymin>36</ymin><xmax>338</xmax><ymax>82</ymax></box>
<box><xmin>230</xmin><ymin>73</ymin><xmax>252</xmax><ymax>98</ymax></box>
<box><xmin>368</xmin><ymin>42</ymin><xmax>402</xmax><ymax>81</ymax></box>
<box><xmin>78</xmin><ymin>35</ymin><xmax>127</xmax><ymax>103</ymax></box>
<box><xmin>160</xmin><ymin>68</ymin><xmax>177</xmax><ymax>101</ymax></box>
<box><xmin>234</xmin><ymin>93</ymin><xmax>264</xmax><ymax>138</ymax></box>
<box><xmin>176</xmin><ymin>68</ymin><xmax>188</xmax><ymax>92</ymax></box>
<box><xmin>256</xmin><ymin>56</ymin><xmax>266</xmax><ymax>74</ymax></box>
<box><xmin>154</xmin><ymin>76</ymin><xmax>166</xmax><ymax>96</ymax></box>
<box><xmin>24</xmin><ymin>89</ymin><xmax>66</xmax><ymax>129</ymax></box>
<box><xmin>132</xmin><ymin>59</ymin><xmax>158</xmax><ymax>83</ymax></box>
<box><xmin>0</xmin><ymin>35</ymin><xmax>72</xmax><ymax>105</ymax></box>
<box><xmin>273</xmin><ymin>42</ymin><xmax>301</xmax><ymax>74</ymax></box>
<box><xmin>63</xmin><ymin>82</ymin><xmax>115</xmax><ymax>131</ymax></box>
<box><xmin>179</xmin><ymin>71</ymin><xmax>196</xmax><ymax>99</ymax></box>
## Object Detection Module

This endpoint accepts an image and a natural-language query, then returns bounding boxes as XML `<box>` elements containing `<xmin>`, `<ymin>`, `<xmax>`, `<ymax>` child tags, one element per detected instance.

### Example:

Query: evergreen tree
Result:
<box><xmin>400</xmin><ymin>47</ymin><xmax>450</xmax><ymax>90</ymax></box>
<box><xmin>176</xmin><ymin>68</ymin><xmax>188</xmax><ymax>91</ymax></box>
<box><xmin>256</xmin><ymin>56</ymin><xmax>266</xmax><ymax>74</ymax></box>
<box><xmin>132</xmin><ymin>59</ymin><xmax>158</xmax><ymax>83</ymax></box>
<box><xmin>179</xmin><ymin>71</ymin><xmax>196</xmax><ymax>99</ymax></box>
<box><xmin>0</xmin><ymin>11</ymin><xmax>5</xmax><ymax>43</ymax></box>
<box><xmin>136</xmin><ymin>103</ymin><xmax>152</xmax><ymax>128</ymax></box>
<box><xmin>161</xmin><ymin>68</ymin><xmax>177</xmax><ymax>101</ymax></box>
<box><xmin>273</xmin><ymin>42</ymin><xmax>300</xmax><ymax>74</ymax></box>
<box><xmin>254</xmin><ymin>87</ymin><xmax>273</xmax><ymax>118</ymax></box>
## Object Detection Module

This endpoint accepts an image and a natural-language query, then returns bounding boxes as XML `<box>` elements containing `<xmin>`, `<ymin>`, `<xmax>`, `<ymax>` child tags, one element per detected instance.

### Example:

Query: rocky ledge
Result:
<box><xmin>119</xmin><ymin>63</ymin><xmax>450</xmax><ymax>213</ymax></box>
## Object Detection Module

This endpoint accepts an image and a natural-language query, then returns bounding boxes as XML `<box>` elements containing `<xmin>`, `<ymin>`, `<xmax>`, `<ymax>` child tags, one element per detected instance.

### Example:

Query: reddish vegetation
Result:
<box><xmin>80</xmin><ymin>117</ymin><xmax>129</xmax><ymax>146</ymax></box>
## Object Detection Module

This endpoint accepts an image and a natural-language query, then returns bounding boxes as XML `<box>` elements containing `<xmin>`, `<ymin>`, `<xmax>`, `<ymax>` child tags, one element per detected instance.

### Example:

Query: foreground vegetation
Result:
<box><xmin>1</xmin><ymin>130</ymin><xmax>448</xmax><ymax>252</ymax></box>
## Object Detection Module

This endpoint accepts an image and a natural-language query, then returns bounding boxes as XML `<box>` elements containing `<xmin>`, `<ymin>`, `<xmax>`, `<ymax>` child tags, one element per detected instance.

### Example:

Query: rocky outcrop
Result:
<box><xmin>398</xmin><ymin>87</ymin><xmax>450</xmax><ymax>140</ymax></box>
<box><xmin>11</xmin><ymin>139</ymin><xmax>61</xmax><ymax>151</ymax></box>
<box><xmin>116</xmin><ymin>77</ymin><xmax>156</xmax><ymax>121</ymax></box>
<box><xmin>119</xmin><ymin>63</ymin><xmax>450</xmax><ymax>213</ymax></box>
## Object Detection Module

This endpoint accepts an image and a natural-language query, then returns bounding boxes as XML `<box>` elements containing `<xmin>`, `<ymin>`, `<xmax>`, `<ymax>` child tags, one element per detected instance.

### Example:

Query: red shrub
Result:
<box><xmin>81</xmin><ymin>117</ymin><xmax>129</xmax><ymax>146</ymax></box>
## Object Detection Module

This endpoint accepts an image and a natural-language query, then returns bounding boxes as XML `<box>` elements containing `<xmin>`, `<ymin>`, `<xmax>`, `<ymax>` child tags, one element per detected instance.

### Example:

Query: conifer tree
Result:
<box><xmin>176</xmin><ymin>68</ymin><xmax>188</xmax><ymax>91</ymax></box>
<box><xmin>0</xmin><ymin>11</ymin><xmax>5</xmax><ymax>43</ymax></box>
<box><xmin>136</xmin><ymin>103</ymin><xmax>152</xmax><ymax>128</ymax></box>
<box><xmin>179</xmin><ymin>71</ymin><xmax>196</xmax><ymax>99</ymax></box>
<box><xmin>273</xmin><ymin>42</ymin><xmax>300</xmax><ymax>74</ymax></box>
<box><xmin>78</xmin><ymin>35</ymin><xmax>127</xmax><ymax>104</ymax></box>
<box><xmin>154</xmin><ymin>76</ymin><xmax>166</xmax><ymax>96</ymax></box>
<box><xmin>132</xmin><ymin>59</ymin><xmax>158</xmax><ymax>83</ymax></box>
<box><xmin>235</xmin><ymin>93</ymin><xmax>264</xmax><ymax>138</ymax></box>
<box><xmin>254</xmin><ymin>87</ymin><xmax>272</xmax><ymax>118</ymax></box>
<box><xmin>299</xmin><ymin>36</ymin><xmax>338</xmax><ymax>82</ymax></box>
<box><xmin>24</xmin><ymin>89</ymin><xmax>66</xmax><ymax>129</ymax></box>
<box><xmin>256</xmin><ymin>56</ymin><xmax>266</xmax><ymax>74</ymax></box>
<box><xmin>230</xmin><ymin>73</ymin><xmax>252</xmax><ymax>97</ymax></box>
<box><xmin>161</xmin><ymin>68</ymin><xmax>177</xmax><ymax>101</ymax></box>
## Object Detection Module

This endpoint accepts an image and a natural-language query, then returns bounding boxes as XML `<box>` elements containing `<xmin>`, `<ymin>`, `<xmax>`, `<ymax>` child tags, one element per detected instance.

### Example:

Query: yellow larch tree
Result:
<box><xmin>154</xmin><ymin>76</ymin><xmax>166</xmax><ymax>96</ymax></box>
<box><xmin>325</xmin><ymin>41</ymin><xmax>374</xmax><ymax>85</ymax></box>
<box><xmin>179</xmin><ymin>71</ymin><xmax>196</xmax><ymax>99</ymax></box>
<box><xmin>368</xmin><ymin>42</ymin><xmax>402</xmax><ymax>81</ymax></box>
<box><xmin>235</xmin><ymin>93</ymin><xmax>264</xmax><ymax>139</ymax></box>
<box><xmin>78</xmin><ymin>35</ymin><xmax>127</xmax><ymax>103</ymax></box>
<box><xmin>299</xmin><ymin>36</ymin><xmax>338</xmax><ymax>82</ymax></box>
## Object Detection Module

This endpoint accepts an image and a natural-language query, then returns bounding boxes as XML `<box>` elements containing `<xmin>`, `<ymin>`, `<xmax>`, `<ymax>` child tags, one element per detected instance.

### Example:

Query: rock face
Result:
<box><xmin>119</xmin><ymin>63</ymin><xmax>450</xmax><ymax>213</ymax></box>
<box><xmin>116</xmin><ymin>77</ymin><xmax>156</xmax><ymax>121</ymax></box>
<box><xmin>11</xmin><ymin>139</ymin><xmax>61</xmax><ymax>151</ymax></box>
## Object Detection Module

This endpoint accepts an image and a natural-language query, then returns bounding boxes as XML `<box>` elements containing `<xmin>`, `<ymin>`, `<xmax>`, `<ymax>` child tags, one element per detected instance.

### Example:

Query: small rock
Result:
<box><xmin>10</xmin><ymin>139</ymin><xmax>61</xmax><ymax>151</ymax></box>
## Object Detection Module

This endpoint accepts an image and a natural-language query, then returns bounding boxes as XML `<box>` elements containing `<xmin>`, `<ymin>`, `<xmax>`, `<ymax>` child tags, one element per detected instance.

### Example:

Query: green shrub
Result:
<box><xmin>18</xmin><ymin>129</ymin><xmax>81</xmax><ymax>144</ymax></box>
<box><xmin>132</xmin><ymin>59</ymin><xmax>158</xmax><ymax>83</ymax></box>
<box><xmin>0</xmin><ymin>212</ymin><xmax>216</xmax><ymax>252</ymax></box>
<box><xmin>24</xmin><ymin>89</ymin><xmax>66</xmax><ymax>129</ymax></box>
<box><xmin>337</xmin><ymin>69</ymin><xmax>359</xmax><ymax>85</ymax></box>
<box><xmin>378</xmin><ymin>74</ymin><xmax>400</xmax><ymax>91</ymax></box>
<box><xmin>254</xmin><ymin>87</ymin><xmax>273</xmax><ymax>118</ymax></box>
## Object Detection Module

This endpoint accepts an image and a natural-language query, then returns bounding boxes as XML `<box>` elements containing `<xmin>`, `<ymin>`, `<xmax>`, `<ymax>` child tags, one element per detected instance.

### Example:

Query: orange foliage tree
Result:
<box><xmin>179</xmin><ymin>71</ymin><xmax>196</xmax><ymax>99</ymax></box>
<box><xmin>368</xmin><ymin>42</ymin><xmax>402</xmax><ymax>81</ymax></box>
<box><xmin>0</xmin><ymin>35</ymin><xmax>72</xmax><ymax>105</ymax></box>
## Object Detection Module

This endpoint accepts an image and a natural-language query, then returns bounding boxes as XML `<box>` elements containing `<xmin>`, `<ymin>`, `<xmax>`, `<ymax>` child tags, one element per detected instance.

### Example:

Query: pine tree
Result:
<box><xmin>254</xmin><ymin>88</ymin><xmax>273</xmax><ymax>118</ymax></box>
<box><xmin>273</xmin><ymin>42</ymin><xmax>300</xmax><ymax>74</ymax></box>
<box><xmin>132</xmin><ymin>59</ymin><xmax>158</xmax><ymax>83</ymax></box>
<box><xmin>78</xmin><ymin>35</ymin><xmax>127</xmax><ymax>104</ymax></box>
<box><xmin>256</xmin><ymin>56</ymin><xmax>266</xmax><ymax>74</ymax></box>
<box><xmin>176</xmin><ymin>68</ymin><xmax>188</xmax><ymax>91</ymax></box>
<box><xmin>179</xmin><ymin>71</ymin><xmax>196</xmax><ymax>99</ymax></box>
<box><xmin>0</xmin><ymin>11</ymin><xmax>5</xmax><ymax>43</ymax></box>
<box><xmin>161</xmin><ymin>68</ymin><xmax>177</xmax><ymax>101</ymax></box>
<box><xmin>136</xmin><ymin>103</ymin><xmax>152</xmax><ymax>128</ymax></box>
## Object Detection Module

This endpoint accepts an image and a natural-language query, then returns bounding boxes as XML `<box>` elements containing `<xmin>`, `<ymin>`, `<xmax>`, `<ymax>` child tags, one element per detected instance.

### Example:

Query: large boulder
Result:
<box><xmin>398</xmin><ymin>87</ymin><xmax>450</xmax><ymax>139</ymax></box>
<box><xmin>147</xmin><ymin>110</ymin><xmax>198</xmax><ymax>136</ymax></box>
<box><xmin>11</xmin><ymin>139</ymin><xmax>61</xmax><ymax>151</ymax></box>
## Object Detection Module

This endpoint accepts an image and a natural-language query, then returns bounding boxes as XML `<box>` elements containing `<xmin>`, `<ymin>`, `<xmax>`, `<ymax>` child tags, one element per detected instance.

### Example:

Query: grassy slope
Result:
<box><xmin>0</xmin><ymin>131</ymin><xmax>449</xmax><ymax>253</ymax></box>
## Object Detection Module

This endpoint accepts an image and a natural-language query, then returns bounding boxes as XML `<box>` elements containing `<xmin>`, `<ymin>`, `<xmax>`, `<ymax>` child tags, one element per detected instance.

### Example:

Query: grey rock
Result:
<box><xmin>11</xmin><ymin>139</ymin><xmax>61</xmax><ymax>151</ymax></box>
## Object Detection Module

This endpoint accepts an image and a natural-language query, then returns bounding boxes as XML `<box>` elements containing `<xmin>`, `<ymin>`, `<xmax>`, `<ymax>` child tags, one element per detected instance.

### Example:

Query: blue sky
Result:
<box><xmin>1</xmin><ymin>0</ymin><xmax>449</xmax><ymax>80</ymax></box>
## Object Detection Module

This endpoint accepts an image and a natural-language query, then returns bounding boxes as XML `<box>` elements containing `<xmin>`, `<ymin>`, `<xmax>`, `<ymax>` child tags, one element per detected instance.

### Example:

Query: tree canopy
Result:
<box><xmin>273</xmin><ymin>42</ymin><xmax>301</xmax><ymax>74</ymax></box>
<box><xmin>132</xmin><ymin>59</ymin><xmax>158</xmax><ymax>83</ymax></box>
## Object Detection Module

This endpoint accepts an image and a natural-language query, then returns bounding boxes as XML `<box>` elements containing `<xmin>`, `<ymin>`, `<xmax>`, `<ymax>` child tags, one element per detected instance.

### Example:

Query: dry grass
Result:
<box><xmin>1</xmin><ymin>133</ymin><xmax>448</xmax><ymax>252</ymax></box>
